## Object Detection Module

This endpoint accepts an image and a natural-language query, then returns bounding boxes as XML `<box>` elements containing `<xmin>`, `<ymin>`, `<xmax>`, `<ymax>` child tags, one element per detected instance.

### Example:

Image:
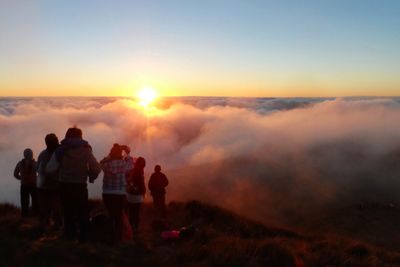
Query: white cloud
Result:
<box><xmin>1</xmin><ymin>97</ymin><xmax>400</xmax><ymax>226</ymax></box>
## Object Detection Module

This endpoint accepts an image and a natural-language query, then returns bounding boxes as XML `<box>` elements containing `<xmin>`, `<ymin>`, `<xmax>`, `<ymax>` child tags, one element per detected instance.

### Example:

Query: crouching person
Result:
<box><xmin>47</xmin><ymin>127</ymin><xmax>101</xmax><ymax>242</ymax></box>
<box><xmin>100</xmin><ymin>144</ymin><xmax>134</xmax><ymax>243</ymax></box>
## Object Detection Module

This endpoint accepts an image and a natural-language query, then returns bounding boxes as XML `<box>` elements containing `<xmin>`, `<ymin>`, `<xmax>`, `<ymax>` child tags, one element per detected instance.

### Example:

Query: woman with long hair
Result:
<box><xmin>126</xmin><ymin>156</ymin><xmax>146</xmax><ymax>230</ymax></box>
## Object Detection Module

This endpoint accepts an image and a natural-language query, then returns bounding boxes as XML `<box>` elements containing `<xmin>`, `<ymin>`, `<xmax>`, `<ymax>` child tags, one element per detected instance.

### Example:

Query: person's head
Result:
<box><xmin>109</xmin><ymin>143</ymin><xmax>123</xmax><ymax>159</ymax></box>
<box><xmin>45</xmin><ymin>133</ymin><xmax>59</xmax><ymax>151</ymax></box>
<box><xmin>135</xmin><ymin>157</ymin><xmax>146</xmax><ymax>170</ymax></box>
<box><xmin>65</xmin><ymin>127</ymin><xmax>83</xmax><ymax>139</ymax></box>
<box><xmin>23</xmin><ymin>148</ymin><xmax>33</xmax><ymax>160</ymax></box>
<box><xmin>155</xmin><ymin>165</ymin><xmax>161</xmax><ymax>173</ymax></box>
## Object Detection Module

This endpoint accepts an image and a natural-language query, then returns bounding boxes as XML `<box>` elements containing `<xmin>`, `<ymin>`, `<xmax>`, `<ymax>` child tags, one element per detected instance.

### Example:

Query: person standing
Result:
<box><xmin>14</xmin><ymin>148</ymin><xmax>37</xmax><ymax>217</ymax></box>
<box><xmin>100</xmin><ymin>144</ymin><xmax>134</xmax><ymax>242</ymax></box>
<box><xmin>37</xmin><ymin>133</ymin><xmax>62</xmax><ymax>233</ymax></box>
<box><xmin>126</xmin><ymin>157</ymin><xmax>146</xmax><ymax>230</ymax></box>
<box><xmin>148</xmin><ymin>165</ymin><xmax>169</xmax><ymax>219</ymax></box>
<box><xmin>47</xmin><ymin>127</ymin><xmax>101</xmax><ymax>242</ymax></box>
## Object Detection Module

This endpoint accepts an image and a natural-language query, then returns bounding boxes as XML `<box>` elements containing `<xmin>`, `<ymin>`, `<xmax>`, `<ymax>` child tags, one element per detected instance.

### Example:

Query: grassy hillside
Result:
<box><xmin>0</xmin><ymin>200</ymin><xmax>400</xmax><ymax>267</ymax></box>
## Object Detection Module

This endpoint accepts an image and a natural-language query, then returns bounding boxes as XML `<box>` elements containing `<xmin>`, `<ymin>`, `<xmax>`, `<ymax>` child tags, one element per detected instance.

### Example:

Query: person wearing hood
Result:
<box><xmin>47</xmin><ymin>127</ymin><xmax>101</xmax><ymax>241</ymax></box>
<box><xmin>14</xmin><ymin>148</ymin><xmax>37</xmax><ymax>217</ymax></box>
<box><xmin>37</xmin><ymin>133</ymin><xmax>62</xmax><ymax>232</ymax></box>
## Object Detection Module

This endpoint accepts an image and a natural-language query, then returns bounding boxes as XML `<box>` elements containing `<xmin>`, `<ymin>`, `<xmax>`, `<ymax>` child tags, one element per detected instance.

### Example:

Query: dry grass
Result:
<box><xmin>0</xmin><ymin>200</ymin><xmax>399</xmax><ymax>267</ymax></box>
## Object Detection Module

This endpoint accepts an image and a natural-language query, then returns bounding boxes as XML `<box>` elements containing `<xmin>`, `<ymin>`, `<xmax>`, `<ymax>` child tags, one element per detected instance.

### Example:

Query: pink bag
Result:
<box><xmin>161</xmin><ymin>230</ymin><xmax>180</xmax><ymax>240</ymax></box>
<box><xmin>121</xmin><ymin>212</ymin><xmax>133</xmax><ymax>241</ymax></box>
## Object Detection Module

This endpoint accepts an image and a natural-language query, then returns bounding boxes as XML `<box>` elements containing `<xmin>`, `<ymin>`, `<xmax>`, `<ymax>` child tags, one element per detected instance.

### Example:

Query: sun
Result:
<box><xmin>137</xmin><ymin>87</ymin><xmax>157</xmax><ymax>107</ymax></box>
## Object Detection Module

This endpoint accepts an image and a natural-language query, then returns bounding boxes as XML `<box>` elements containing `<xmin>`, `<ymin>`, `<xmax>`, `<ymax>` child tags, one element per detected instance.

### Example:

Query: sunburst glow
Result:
<box><xmin>137</xmin><ymin>87</ymin><xmax>157</xmax><ymax>107</ymax></box>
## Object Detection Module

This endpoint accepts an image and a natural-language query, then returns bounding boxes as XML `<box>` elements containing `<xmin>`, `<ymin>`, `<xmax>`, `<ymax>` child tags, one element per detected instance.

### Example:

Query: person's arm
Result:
<box><xmin>148</xmin><ymin>174</ymin><xmax>154</xmax><ymax>191</ymax></box>
<box><xmin>100</xmin><ymin>158</ymin><xmax>110</xmax><ymax>172</ymax></box>
<box><xmin>32</xmin><ymin>160</ymin><xmax>37</xmax><ymax>174</ymax></box>
<box><xmin>46</xmin><ymin>153</ymin><xmax>59</xmax><ymax>173</ymax></box>
<box><xmin>13</xmin><ymin>162</ymin><xmax>21</xmax><ymax>180</ymax></box>
<box><xmin>163</xmin><ymin>173</ymin><xmax>169</xmax><ymax>187</ymax></box>
<box><xmin>88</xmin><ymin>152</ymin><xmax>102</xmax><ymax>181</ymax></box>
<box><xmin>36</xmin><ymin>153</ymin><xmax>42</xmax><ymax>172</ymax></box>
<box><xmin>141</xmin><ymin>175</ymin><xmax>146</xmax><ymax>195</ymax></box>
<box><xmin>125</xmin><ymin>156</ymin><xmax>135</xmax><ymax>171</ymax></box>
<box><xmin>125</xmin><ymin>169</ymin><xmax>133</xmax><ymax>190</ymax></box>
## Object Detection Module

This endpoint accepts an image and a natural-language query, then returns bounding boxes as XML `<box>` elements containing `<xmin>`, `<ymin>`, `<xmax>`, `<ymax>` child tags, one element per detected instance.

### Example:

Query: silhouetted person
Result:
<box><xmin>47</xmin><ymin>127</ymin><xmax>101</xmax><ymax>242</ymax></box>
<box><xmin>100</xmin><ymin>143</ymin><xmax>134</xmax><ymax>242</ymax></box>
<box><xmin>148</xmin><ymin>165</ymin><xmax>169</xmax><ymax>219</ymax></box>
<box><xmin>14</xmin><ymin>148</ymin><xmax>37</xmax><ymax>217</ymax></box>
<box><xmin>126</xmin><ymin>157</ymin><xmax>146</xmax><ymax>230</ymax></box>
<box><xmin>37</xmin><ymin>133</ymin><xmax>62</xmax><ymax>233</ymax></box>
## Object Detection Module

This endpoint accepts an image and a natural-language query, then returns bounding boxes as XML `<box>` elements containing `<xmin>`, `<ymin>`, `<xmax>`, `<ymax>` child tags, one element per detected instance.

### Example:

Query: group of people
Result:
<box><xmin>13</xmin><ymin>127</ymin><xmax>169</xmax><ymax>242</ymax></box>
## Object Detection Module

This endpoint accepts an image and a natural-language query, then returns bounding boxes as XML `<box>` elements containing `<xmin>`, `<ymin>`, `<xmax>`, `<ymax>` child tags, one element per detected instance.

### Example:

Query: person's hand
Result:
<box><xmin>121</xmin><ymin>145</ymin><xmax>131</xmax><ymax>154</ymax></box>
<box><xmin>100</xmin><ymin>156</ymin><xmax>111</xmax><ymax>164</ymax></box>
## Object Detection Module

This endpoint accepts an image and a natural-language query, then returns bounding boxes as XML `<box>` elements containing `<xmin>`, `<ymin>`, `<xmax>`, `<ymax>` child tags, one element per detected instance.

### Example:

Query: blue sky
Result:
<box><xmin>0</xmin><ymin>0</ymin><xmax>399</xmax><ymax>96</ymax></box>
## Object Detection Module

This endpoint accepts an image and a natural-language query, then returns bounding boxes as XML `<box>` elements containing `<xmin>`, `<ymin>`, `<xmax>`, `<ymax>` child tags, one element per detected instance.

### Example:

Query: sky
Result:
<box><xmin>0</xmin><ymin>0</ymin><xmax>399</xmax><ymax>97</ymax></box>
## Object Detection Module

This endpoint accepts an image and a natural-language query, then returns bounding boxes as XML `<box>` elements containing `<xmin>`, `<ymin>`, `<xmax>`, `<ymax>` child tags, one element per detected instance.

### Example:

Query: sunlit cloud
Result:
<box><xmin>1</xmin><ymin>97</ymin><xmax>400</xmax><ymax>226</ymax></box>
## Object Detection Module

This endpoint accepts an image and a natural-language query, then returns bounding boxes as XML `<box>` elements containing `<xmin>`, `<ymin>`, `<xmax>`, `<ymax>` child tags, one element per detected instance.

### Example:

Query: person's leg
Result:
<box><xmin>30</xmin><ymin>185</ymin><xmax>38</xmax><ymax>215</ymax></box>
<box><xmin>128</xmin><ymin>203</ymin><xmax>134</xmax><ymax>228</ymax></box>
<box><xmin>77</xmin><ymin>184</ymin><xmax>89</xmax><ymax>242</ymax></box>
<box><xmin>50</xmin><ymin>190</ymin><xmax>63</xmax><ymax>230</ymax></box>
<box><xmin>154</xmin><ymin>195</ymin><xmax>166</xmax><ymax>219</ymax></box>
<box><xmin>38</xmin><ymin>189</ymin><xmax>49</xmax><ymax>232</ymax></box>
<box><xmin>128</xmin><ymin>202</ymin><xmax>140</xmax><ymax>229</ymax></box>
<box><xmin>121</xmin><ymin>202</ymin><xmax>131</xmax><ymax>241</ymax></box>
<box><xmin>60</xmin><ymin>184</ymin><xmax>75</xmax><ymax>238</ymax></box>
<box><xmin>103</xmin><ymin>194</ymin><xmax>117</xmax><ymax>242</ymax></box>
<box><xmin>159</xmin><ymin>194</ymin><xmax>166</xmax><ymax>219</ymax></box>
<box><xmin>114</xmin><ymin>195</ymin><xmax>125</xmax><ymax>241</ymax></box>
<box><xmin>20</xmin><ymin>185</ymin><xmax>29</xmax><ymax>217</ymax></box>
<box><xmin>131</xmin><ymin>203</ymin><xmax>141</xmax><ymax>230</ymax></box>
<box><xmin>152</xmin><ymin>196</ymin><xmax>159</xmax><ymax>217</ymax></box>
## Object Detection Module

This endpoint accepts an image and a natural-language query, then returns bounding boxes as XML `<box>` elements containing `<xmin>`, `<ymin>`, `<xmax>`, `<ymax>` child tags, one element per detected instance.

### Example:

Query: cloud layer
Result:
<box><xmin>1</xmin><ymin>97</ymin><xmax>400</xmax><ymax>227</ymax></box>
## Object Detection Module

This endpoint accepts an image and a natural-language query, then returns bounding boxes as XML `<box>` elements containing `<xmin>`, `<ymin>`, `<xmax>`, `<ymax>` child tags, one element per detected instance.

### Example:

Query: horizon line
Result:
<box><xmin>1</xmin><ymin>95</ymin><xmax>399</xmax><ymax>99</ymax></box>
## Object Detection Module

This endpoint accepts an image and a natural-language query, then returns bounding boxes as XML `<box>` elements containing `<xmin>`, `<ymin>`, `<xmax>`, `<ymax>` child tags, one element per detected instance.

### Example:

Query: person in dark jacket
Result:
<box><xmin>14</xmin><ymin>148</ymin><xmax>37</xmax><ymax>217</ymax></box>
<box><xmin>37</xmin><ymin>133</ymin><xmax>62</xmax><ymax>232</ymax></box>
<box><xmin>46</xmin><ymin>127</ymin><xmax>101</xmax><ymax>241</ymax></box>
<box><xmin>126</xmin><ymin>157</ymin><xmax>146</xmax><ymax>230</ymax></box>
<box><xmin>148</xmin><ymin>165</ymin><xmax>169</xmax><ymax>219</ymax></box>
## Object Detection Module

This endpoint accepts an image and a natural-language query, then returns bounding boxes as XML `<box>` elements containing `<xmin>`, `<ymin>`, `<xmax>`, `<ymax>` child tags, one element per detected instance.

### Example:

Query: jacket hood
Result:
<box><xmin>55</xmin><ymin>138</ymin><xmax>91</xmax><ymax>161</ymax></box>
<box><xmin>60</xmin><ymin>137</ymin><xmax>89</xmax><ymax>147</ymax></box>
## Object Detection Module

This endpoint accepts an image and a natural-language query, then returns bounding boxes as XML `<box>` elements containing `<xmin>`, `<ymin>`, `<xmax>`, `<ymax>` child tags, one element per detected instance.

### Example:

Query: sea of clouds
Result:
<box><xmin>1</xmin><ymin>96</ymin><xmax>400</xmax><ymax>227</ymax></box>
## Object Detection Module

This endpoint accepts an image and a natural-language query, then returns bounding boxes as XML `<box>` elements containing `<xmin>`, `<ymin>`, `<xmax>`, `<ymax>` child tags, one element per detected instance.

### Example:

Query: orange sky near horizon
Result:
<box><xmin>1</xmin><ymin>74</ymin><xmax>399</xmax><ymax>98</ymax></box>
